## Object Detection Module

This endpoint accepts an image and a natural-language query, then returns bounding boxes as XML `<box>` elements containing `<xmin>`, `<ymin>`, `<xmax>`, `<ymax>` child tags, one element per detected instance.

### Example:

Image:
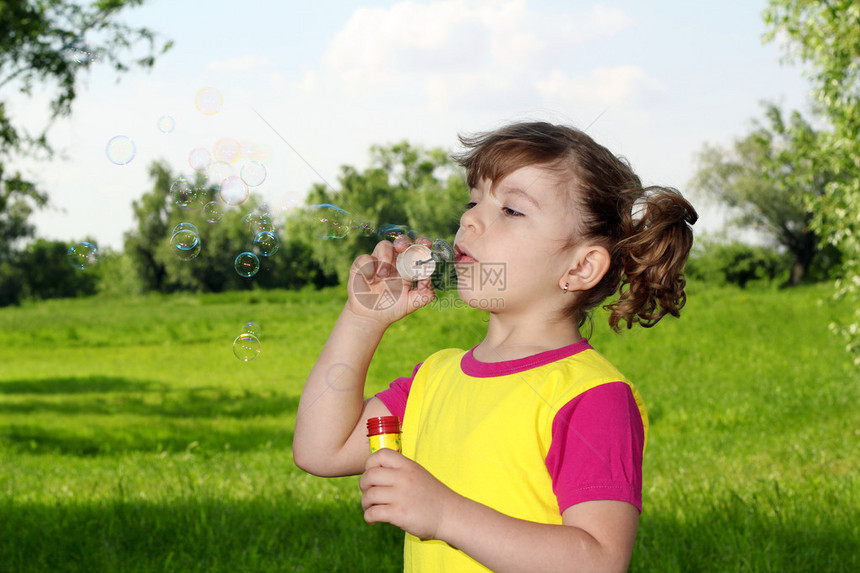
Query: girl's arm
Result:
<box><xmin>292</xmin><ymin>239</ymin><xmax>434</xmax><ymax>477</ymax></box>
<box><xmin>361</xmin><ymin>449</ymin><xmax>638</xmax><ymax>573</ymax></box>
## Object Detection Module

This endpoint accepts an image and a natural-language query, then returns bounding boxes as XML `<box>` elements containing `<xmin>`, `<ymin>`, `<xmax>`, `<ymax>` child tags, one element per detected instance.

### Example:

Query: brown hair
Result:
<box><xmin>453</xmin><ymin>121</ymin><xmax>698</xmax><ymax>330</ymax></box>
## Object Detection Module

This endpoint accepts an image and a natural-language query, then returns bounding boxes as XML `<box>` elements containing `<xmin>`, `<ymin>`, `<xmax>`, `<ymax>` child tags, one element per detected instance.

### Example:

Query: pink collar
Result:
<box><xmin>461</xmin><ymin>339</ymin><xmax>591</xmax><ymax>378</ymax></box>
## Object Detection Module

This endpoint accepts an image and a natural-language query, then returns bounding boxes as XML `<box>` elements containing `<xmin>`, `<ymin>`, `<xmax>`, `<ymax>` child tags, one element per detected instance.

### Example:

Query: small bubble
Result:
<box><xmin>244</xmin><ymin>212</ymin><xmax>274</xmax><ymax>236</ymax></box>
<box><xmin>172</xmin><ymin>222</ymin><xmax>200</xmax><ymax>236</ymax></box>
<box><xmin>157</xmin><ymin>116</ymin><xmax>176</xmax><ymax>133</ymax></box>
<box><xmin>240</xmin><ymin>161</ymin><xmax>267</xmax><ymax>187</ymax></box>
<box><xmin>188</xmin><ymin>147</ymin><xmax>212</xmax><ymax>172</ymax></box>
<box><xmin>213</xmin><ymin>138</ymin><xmax>241</xmax><ymax>163</ymax></box>
<box><xmin>350</xmin><ymin>214</ymin><xmax>376</xmax><ymax>237</ymax></box>
<box><xmin>241</xmin><ymin>322</ymin><xmax>262</xmax><ymax>338</ymax></box>
<box><xmin>377</xmin><ymin>223</ymin><xmax>411</xmax><ymax>241</ymax></box>
<box><xmin>234</xmin><ymin>252</ymin><xmax>260</xmax><ymax>278</ymax></box>
<box><xmin>170</xmin><ymin>238</ymin><xmax>201</xmax><ymax>261</ymax></box>
<box><xmin>66</xmin><ymin>40</ymin><xmax>98</xmax><ymax>66</ymax></box>
<box><xmin>307</xmin><ymin>204</ymin><xmax>351</xmax><ymax>239</ymax></box>
<box><xmin>170</xmin><ymin>225</ymin><xmax>201</xmax><ymax>261</ymax></box>
<box><xmin>220</xmin><ymin>176</ymin><xmax>249</xmax><ymax>206</ymax></box>
<box><xmin>171</xmin><ymin>178</ymin><xmax>201</xmax><ymax>210</ymax></box>
<box><xmin>432</xmin><ymin>238</ymin><xmax>455</xmax><ymax>262</ymax></box>
<box><xmin>106</xmin><ymin>135</ymin><xmax>136</xmax><ymax>165</ymax></box>
<box><xmin>202</xmin><ymin>201</ymin><xmax>224</xmax><ymax>223</ymax></box>
<box><xmin>233</xmin><ymin>333</ymin><xmax>261</xmax><ymax>362</ymax></box>
<box><xmin>195</xmin><ymin>87</ymin><xmax>223</xmax><ymax>115</ymax></box>
<box><xmin>254</xmin><ymin>231</ymin><xmax>280</xmax><ymax>256</ymax></box>
<box><xmin>67</xmin><ymin>242</ymin><xmax>98</xmax><ymax>270</ymax></box>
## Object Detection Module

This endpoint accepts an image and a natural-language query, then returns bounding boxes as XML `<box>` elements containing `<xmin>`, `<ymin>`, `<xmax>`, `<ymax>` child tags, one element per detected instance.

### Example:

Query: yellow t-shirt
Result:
<box><xmin>385</xmin><ymin>341</ymin><xmax>647</xmax><ymax>572</ymax></box>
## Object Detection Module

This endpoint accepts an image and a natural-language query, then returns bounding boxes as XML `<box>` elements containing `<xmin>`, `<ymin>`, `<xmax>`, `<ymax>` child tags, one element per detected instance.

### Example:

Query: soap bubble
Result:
<box><xmin>432</xmin><ymin>238</ymin><xmax>455</xmax><ymax>262</ymax></box>
<box><xmin>241</xmin><ymin>322</ymin><xmax>262</xmax><ymax>338</ymax></box>
<box><xmin>188</xmin><ymin>147</ymin><xmax>212</xmax><ymax>172</ymax></box>
<box><xmin>378</xmin><ymin>223</ymin><xmax>411</xmax><ymax>241</ymax></box>
<box><xmin>233</xmin><ymin>333</ymin><xmax>261</xmax><ymax>362</ymax></box>
<box><xmin>106</xmin><ymin>135</ymin><xmax>135</xmax><ymax>165</ymax></box>
<box><xmin>244</xmin><ymin>212</ymin><xmax>274</xmax><ymax>236</ymax></box>
<box><xmin>195</xmin><ymin>87</ymin><xmax>223</xmax><ymax>115</ymax></box>
<box><xmin>307</xmin><ymin>204</ymin><xmax>350</xmax><ymax>239</ymax></box>
<box><xmin>234</xmin><ymin>252</ymin><xmax>260</xmax><ymax>278</ymax></box>
<box><xmin>171</xmin><ymin>178</ymin><xmax>200</xmax><ymax>210</ymax></box>
<box><xmin>157</xmin><ymin>116</ymin><xmax>176</xmax><ymax>133</ymax></box>
<box><xmin>171</xmin><ymin>238</ymin><xmax>201</xmax><ymax>260</ymax></box>
<box><xmin>67</xmin><ymin>242</ymin><xmax>98</xmax><ymax>270</ymax></box>
<box><xmin>214</xmin><ymin>138</ymin><xmax>241</xmax><ymax>163</ymax></box>
<box><xmin>202</xmin><ymin>201</ymin><xmax>224</xmax><ymax>223</ymax></box>
<box><xmin>66</xmin><ymin>40</ymin><xmax>97</xmax><ymax>65</ymax></box>
<box><xmin>172</xmin><ymin>222</ymin><xmax>200</xmax><ymax>236</ymax></box>
<box><xmin>171</xmin><ymin>229</ymin><xmax>199</xmax><ymax>250</ymax></box>
<box><xmin>253</xmin><ymin>231</ymin><xmax>280</xmax><ymax>256</ymax></box>
<box><xmin>170</xmin><ymin>224</ymin><xmax>201</xmax><ymax>260</ymax></box>
<box><xmin>240</xmin><ymin>161</ymin><xmax>267</xmax><ymax>187</ymax></box>
<box><xmin>347</xmin><ymin>214</ymin><xmax>376</xmax><ymax>237</ymax></box>
<box><xmin>219</xmin><ymin>176</ymin><xmax>249</xmax><ymax>206</ymax></box>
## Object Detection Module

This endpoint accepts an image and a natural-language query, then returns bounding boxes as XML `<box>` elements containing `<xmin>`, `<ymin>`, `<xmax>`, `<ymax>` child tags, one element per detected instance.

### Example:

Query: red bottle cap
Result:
<box><xmin>366</xmin><ymin>415</ymin><xmax>401</xmax><ymax>437</ymax></box>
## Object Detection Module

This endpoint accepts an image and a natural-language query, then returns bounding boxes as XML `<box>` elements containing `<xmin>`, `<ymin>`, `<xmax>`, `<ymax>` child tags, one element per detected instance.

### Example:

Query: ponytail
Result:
<box><xmin>606</xmin><ymin>187</ymin><xmax>698</xmax><ymax>330</ymax></box>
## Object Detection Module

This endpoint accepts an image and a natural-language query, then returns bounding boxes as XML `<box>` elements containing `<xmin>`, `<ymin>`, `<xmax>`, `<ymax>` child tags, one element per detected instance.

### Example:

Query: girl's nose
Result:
<box><xmin>459</xmin><ymin>202</ymin><xmax>482</xmax><ymax>235</ymax></box>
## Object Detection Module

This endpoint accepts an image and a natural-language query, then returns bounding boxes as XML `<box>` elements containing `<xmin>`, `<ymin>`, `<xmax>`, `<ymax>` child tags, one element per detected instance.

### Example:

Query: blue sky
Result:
<box><xmin>11</xmin><ymin>0</ymin><xmax>813</xmax><ymax>249</ymax></box>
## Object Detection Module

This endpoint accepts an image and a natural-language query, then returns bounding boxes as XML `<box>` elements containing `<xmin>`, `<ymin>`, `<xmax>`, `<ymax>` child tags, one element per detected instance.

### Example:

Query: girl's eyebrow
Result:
<box><xmin>497</xmin><ymin>186</ymin><xmax>540</xmax><ymax>209</ymax></box>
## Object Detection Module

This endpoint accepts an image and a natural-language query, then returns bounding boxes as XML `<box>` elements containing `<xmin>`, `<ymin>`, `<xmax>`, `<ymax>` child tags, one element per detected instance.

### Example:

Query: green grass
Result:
<box><xmin>0</xmin><ymin>283</ymin><xmax>857</xmax><ymax>572</ymax></box>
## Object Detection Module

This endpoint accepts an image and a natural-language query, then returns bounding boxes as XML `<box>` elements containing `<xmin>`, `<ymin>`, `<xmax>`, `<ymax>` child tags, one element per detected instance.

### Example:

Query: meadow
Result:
<box><xmin>0</xmin><ymin>282</ymin><xmax>857</xmax><ymax>572</ymax></box>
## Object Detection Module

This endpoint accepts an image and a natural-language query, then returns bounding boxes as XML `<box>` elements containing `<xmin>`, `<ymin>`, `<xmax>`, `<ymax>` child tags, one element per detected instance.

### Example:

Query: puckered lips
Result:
<box><xmin>454</xmin><ymin>244</ymin><xmax>477</xmax><ymax>264</ymax></box>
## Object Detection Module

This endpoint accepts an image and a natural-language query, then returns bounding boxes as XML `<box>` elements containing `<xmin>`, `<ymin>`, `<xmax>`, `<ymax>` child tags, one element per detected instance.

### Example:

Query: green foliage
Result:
<box><xmin>18</xmin><ymin>238</ymin><xmax>100</xmax><ymax>300</ymax></box>
<box><xmin>765</xmin><ymin>0</ymin><xmax>860</xmax><ymax>363</ymax></box>
<box><xmin>123</xmin><ymin>162</ymin><xmax>337</xmax><ymax>295</ymax></box>
<box><xmin>0</xmin><ymin>0</ymin><xmax>168</xmax><ymax>305</ymax></box>
<box><xmin>0</xmin><ymin>284</ymin><xmax>857</xmax><ymax>571</ymax></box>
<box><xmin>690</xmin><ymin>103</ymin><xmax>837</xmax><ymax>286</ymax></box>
<box><xmin>686</xmin><ymin>237</ymin><xmax>791</xmax><ymax>288</ymax></box>
<box><xmin>290</xmin><ymin>142</ymin><xmax>467</xmax><ymax>281</ymax></box>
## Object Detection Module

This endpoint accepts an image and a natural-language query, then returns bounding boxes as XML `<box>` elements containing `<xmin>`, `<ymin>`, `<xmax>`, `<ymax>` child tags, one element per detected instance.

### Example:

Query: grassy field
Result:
<box><xmin>0</xmin><ymin>282</ymin><xmax>857</xmax><ymax>572</ymax></box>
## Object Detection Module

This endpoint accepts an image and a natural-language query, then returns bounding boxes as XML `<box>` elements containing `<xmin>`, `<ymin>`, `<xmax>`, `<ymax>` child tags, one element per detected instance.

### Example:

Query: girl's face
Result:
<box><xmin>453</xmin><ymin>165</ymin><xmax>583</xmax><ymax>316</ymax></box>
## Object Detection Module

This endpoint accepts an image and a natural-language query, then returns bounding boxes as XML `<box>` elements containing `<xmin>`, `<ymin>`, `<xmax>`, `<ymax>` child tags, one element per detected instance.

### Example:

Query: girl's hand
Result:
<box><xmin>345</xmin><ymin>237</ymin><xmax>435</xmax><ymax>326</ymax></box>
<box><xmin>359</xmin><ymin>448</ymin><xmax>456</xmax><ymax>541</ymax></box>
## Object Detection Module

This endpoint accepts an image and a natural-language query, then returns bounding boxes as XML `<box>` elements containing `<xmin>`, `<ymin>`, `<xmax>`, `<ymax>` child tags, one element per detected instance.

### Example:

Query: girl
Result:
<box><xmin>293</xmin><ymin>121</ymin><xmax>697</xmax><ymax>572</ymax></box>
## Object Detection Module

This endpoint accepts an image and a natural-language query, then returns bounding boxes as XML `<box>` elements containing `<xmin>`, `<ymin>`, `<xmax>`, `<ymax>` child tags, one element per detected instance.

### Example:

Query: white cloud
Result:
<box><xmin>536</xmin><ymin>66</ymin><xmax>668</xmax><ymax>107</ymax></box>
<box><xmin>318</xmin><ymin>0</ymin><xmax>637</xmax><ymax>110</ymax></box>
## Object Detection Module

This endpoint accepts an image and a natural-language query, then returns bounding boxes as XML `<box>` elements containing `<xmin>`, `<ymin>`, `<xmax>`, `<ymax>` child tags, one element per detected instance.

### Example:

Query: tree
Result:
<box><xmin>690</xmin><ymin>103</ymin><xmax>838</xmax><ymax>286</ymax></box>
<box><xmin>0</xmin><ymin>0</ymin><xmax>169</xmax><ymax>304</ymax></box>
<box><xmin>18</xmin><ymin>237</ymin><xmax>99</xmax><ymax>299</ymax></box>
<box><xmin>124</xmin><ymin>161</ymin><xmax>336</xmax><ymax>294</ymax></box>
<box><xmin>291</xmin><ymin>141</ymin><xmax>467</xmax><ymax>281</ymax></box>
<box><xmin>0</xmin><ymin>164</ymin><xmax>48</xmax><ymax>304</ymax></box>
<box><xmin>765</xmin><ymin>0</ymin><xmax>860</xmax><ymax>361</ymax></box>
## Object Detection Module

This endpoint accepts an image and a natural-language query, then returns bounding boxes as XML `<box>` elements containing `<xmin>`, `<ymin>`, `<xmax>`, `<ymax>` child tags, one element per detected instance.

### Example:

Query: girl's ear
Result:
<box><xmin>561</xmin><ymin>244</ymin><xmax>611</xmax><ymax>292</ymax></box>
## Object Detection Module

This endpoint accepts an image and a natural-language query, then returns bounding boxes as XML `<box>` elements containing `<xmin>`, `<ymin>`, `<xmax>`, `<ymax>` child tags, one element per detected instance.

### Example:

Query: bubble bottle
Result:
<box><xmin>396</xmin><ymin>238</ymin><xmax>454</xmax><ymax>281</ymax></box>
<box><xmin>367</xmin><ymin>416</ymin><xmax>402</xmax><ymax>453</ymax></box>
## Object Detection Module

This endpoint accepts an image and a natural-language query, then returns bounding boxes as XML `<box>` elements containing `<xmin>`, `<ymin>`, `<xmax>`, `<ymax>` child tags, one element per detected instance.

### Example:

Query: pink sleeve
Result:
<box><xmin>374</xmin><ymin>362</ymin><xmax>421</xmax><ymax>422</ymax></box>
<box><xmin>545</xmin><ymin>381</ymin><xmax>645</xmax><ymax>514</ymax></box>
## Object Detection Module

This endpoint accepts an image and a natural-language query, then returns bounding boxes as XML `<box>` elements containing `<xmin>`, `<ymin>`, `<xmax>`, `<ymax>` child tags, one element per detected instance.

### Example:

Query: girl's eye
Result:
<box><xmin>502</xmin><ymin>207</ymin><xmax>524</xmax><ymax>217</ymax></box>
<box><xmin>464</xmin><ymin>202</ymin><xmax>477</xmax><ymax>210</ymax></box>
